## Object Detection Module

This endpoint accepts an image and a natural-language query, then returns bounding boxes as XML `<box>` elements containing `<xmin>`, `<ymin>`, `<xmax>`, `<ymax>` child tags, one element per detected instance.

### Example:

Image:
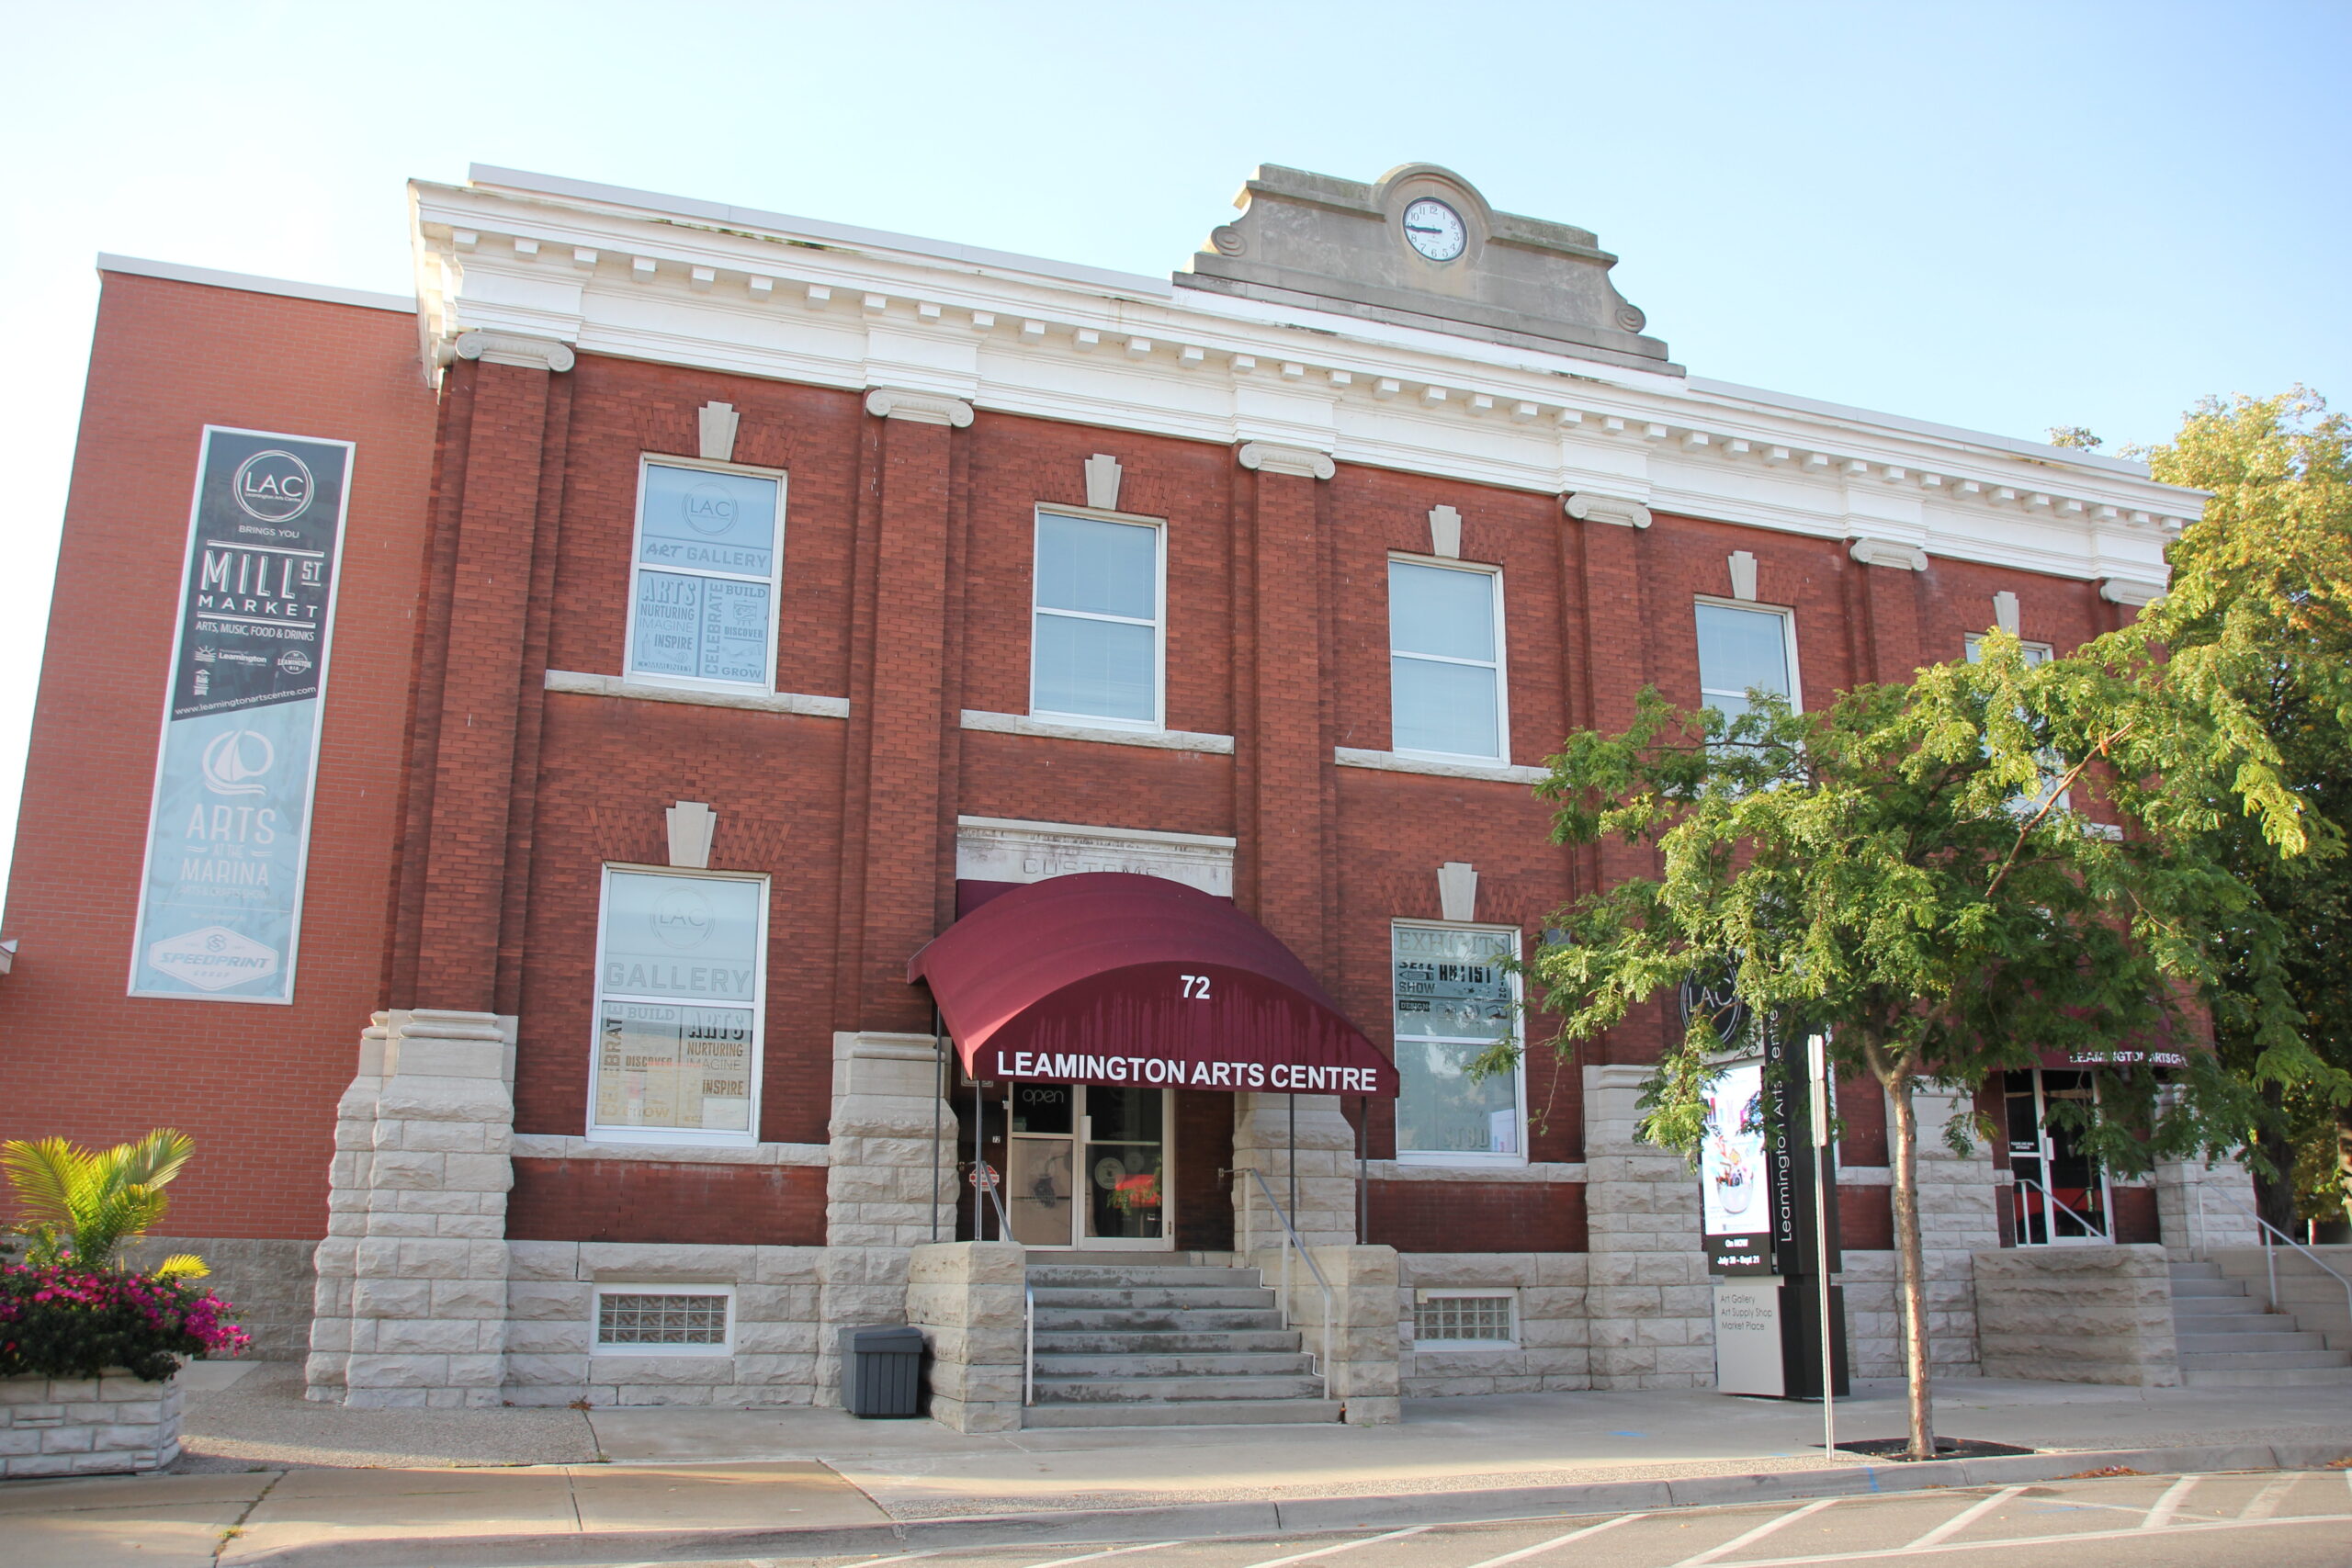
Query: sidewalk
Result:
<box><xmin>6</xmin><ymin>1359</ymin><xmax>2349</xmax><ymax>1567</ymax></box>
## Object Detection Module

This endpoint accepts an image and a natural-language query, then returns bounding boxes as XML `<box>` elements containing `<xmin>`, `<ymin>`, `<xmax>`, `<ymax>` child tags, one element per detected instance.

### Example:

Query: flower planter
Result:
<box><xmin>0</xmin><ymin>1369</ymin><xmax>183</xmax><ymax>1477</ymax></box>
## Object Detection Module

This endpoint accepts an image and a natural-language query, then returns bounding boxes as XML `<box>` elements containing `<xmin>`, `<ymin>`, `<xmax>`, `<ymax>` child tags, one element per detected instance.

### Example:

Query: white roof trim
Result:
<box><xmin>467</xmin><ymin>164</ymin><xmax>1170</xmax><ymax>299</ymax></box>
<box><xmin>96</xmin><ymin>254</ymin><xmax>415</xmax><ymax>315</ymax></box>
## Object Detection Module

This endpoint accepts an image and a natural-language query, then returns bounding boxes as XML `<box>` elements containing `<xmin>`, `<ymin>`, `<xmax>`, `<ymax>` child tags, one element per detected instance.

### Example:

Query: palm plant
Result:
<box><xmin>1</xmin><ymin>1130</ymin><xmax>209</xmax><ymax>1280</ymax></box>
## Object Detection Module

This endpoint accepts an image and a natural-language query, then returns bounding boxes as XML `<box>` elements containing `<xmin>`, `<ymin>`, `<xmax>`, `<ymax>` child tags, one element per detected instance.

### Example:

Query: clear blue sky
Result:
<box><xmin>0</xmin><ymin>1</ymin><xmax>2345</xmax><ymax>890</ymax></box>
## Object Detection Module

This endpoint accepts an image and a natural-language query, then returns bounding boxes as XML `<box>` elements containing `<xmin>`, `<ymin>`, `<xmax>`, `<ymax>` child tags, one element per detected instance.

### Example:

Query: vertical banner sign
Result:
<box><xmin>128</xmin><ymin>427</ymin><xmax>354</xmax><ymax>1003</ymax></box>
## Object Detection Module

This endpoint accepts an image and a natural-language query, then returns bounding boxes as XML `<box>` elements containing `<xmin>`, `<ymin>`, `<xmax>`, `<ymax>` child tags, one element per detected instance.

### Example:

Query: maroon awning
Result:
<box><xmin>908</xmin><ymin>872</ymin><xmax>1398</xmax><ymax>1098</ymax></box>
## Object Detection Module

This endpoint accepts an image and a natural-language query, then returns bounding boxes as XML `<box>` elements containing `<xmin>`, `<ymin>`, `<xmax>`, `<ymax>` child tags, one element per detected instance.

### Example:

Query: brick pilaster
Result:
<box><xmin>1237</xmin><ymin>457</ymin><xmax>1330</xmax><ymax>977</ymax></box>
<box><xmin>411</xmin><ymin>358</ymin><xmax>560</xmax><ymax>1010</ymax></box>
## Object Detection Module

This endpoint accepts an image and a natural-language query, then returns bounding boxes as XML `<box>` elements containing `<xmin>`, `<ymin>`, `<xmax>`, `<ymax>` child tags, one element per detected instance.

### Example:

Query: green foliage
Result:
<box><xmin>1</xmin><ymin>1130</ymin><xmax>207</xmax><ymax>1277</ymax></box>
<box><xmin>1528</xmin><ymin>643</ymin><xmax>2306</xmax><ymax>1156</ymax></box>
<box><xmin>2047</xmin><ymin>426</ymin><xmax>2105</xmax><ymax>450</ymax></box>
<box><xmin>2142</xmin><ymin>387</ymin><xmax>2352</xmax><ymax>1224</ymax></box>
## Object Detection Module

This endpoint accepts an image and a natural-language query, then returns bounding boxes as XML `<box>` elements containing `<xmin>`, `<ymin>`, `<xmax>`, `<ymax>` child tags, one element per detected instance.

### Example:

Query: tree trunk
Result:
<box><xmin>1886</xmin><ymin>1071</ymin><xmax>1937</xmax><ymax>1461</ymax></box>
<box><xmin>2251</xmin><ymin>1081</ymin><xmax>2300</xmax><ymax>1238</ymax></box>
<box><xmin>2336</xmin><ymin>1103</ymin><xmax>2352</xmax><ymax>1235</ymax></box>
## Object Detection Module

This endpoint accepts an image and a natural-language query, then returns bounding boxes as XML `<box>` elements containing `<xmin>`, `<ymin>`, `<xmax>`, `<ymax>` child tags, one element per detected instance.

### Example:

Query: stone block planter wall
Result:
<box><xmin>1973</xmin><ymin>1243</ymin><xmax>2179</xmax><ymax>1386</ymax></box>
<box><xmin>127</xmin><ymin>1237</ymin><xmax>316</xmax><ymax>1359</ymax></box>
<box><xmin>0</xmin><ymin>1371</ymin><xmax>182</xmax><ymax>1477</ymax></box>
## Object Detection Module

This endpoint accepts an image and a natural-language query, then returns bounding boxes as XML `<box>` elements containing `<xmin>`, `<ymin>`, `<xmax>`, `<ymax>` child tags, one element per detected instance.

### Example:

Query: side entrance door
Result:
<box><xmin>1003</xmin><ymin>1082</ymin><xmax>1171</xmax><ymax>1249</ymax></box>
<box><xmin>2004</xmin><ymin>1067</ymin><xmax>2111</xmax><ymax>1245</ymax></box>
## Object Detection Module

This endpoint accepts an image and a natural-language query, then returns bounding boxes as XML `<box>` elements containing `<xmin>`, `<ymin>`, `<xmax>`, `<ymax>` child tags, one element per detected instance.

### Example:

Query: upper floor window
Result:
<box><xmin>1694</xmin><ymin>600</ymin><xmax>1799</xmax><ymax>725</ymax></box>
<box><xmin>627</xmin><ymin>457</ymin><xmax>784</xmax><ymax>691</ymax></box>
<box><xmin>1392</xmin><ymin>922</ymin><xmax>1524</xmax><ymax>1165</ymax></box>
<box><xmin>1966</xmin><ymin>634</ymin><xmax>2067</xmax><ymax>813</ymax></box>
<box><xmin>1032</xmin><ymin>511</ymin><xmax>1163</xmax><ymax>728</ymax></box>
<box><xmin>1389</xmin><ymin>559</ymin><xmax>1507</xmax><ymax>761</ymax></box>
<box><xmin>590</xmin><ymin>865</ymin><xmax>767</xmax><ymax>1144</ymax></box>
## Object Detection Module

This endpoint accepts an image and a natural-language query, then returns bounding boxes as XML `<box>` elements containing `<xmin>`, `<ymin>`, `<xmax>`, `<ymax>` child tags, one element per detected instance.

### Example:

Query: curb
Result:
<box><xmin>219</xmin><ymin>1438</ymin><xmax>2352</xmax><ymax>1568</ymax></box>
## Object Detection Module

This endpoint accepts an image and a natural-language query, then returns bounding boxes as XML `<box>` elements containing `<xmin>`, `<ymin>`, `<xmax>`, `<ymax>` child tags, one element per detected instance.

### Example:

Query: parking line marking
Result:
<box><xmin>1023</xmin><ymin>1543</ymin><xmax>1179</xmax><ymax>1568</ymax></box>
<box><xmin>1676</xmin><ymin>1497</ymin><xmax>1840</xmax><ymax>1565</ymax></box>
<box><xmin>2140</xmin><ymin>1473</ymin><xmax>2199</xmax><ymax>1529</ymax></box>
<box><xmin>1688</xmin><ymin>1506</ymin><xmax>2348</xmax><ymax>1565</ymax></box>
<box><xmin>2238</xmin><ymin>1476</ymin><xmax>2296</xmax><ymax>1519</ymax></box>
<box><xmin>1453</xmin><ymin>1511</ymin><xmax>1645</xmax><ymax>1568</ymax></box>
<box><xmin>1238</xmin><ymin>1526</ymin><xmax>1430</xmax><ymax>1568</ymax></box>
<box><xmin>1904</xmin><ymin>1486</ymin><xmax>2025</xmax><ymax>1550</ymax></box>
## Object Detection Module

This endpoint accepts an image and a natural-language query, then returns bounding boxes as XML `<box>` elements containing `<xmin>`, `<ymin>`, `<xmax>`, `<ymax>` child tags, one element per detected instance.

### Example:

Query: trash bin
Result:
<box><xmin>839</xmin><ymin>1325</ymin><xmax>925</xmax><ymax>1417</ymax></box>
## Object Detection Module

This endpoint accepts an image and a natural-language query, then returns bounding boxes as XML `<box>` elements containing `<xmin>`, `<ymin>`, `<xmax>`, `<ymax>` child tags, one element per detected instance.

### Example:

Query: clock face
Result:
<box><xmin>1402</xmin><ymin>197</ymin><xmax>1467</xmax><ymax>262</ymax></box>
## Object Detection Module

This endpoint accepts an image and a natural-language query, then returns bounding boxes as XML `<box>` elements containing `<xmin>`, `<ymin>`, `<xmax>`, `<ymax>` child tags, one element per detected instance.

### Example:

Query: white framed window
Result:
<box><xmin>1964</xmin><ymin>634</ymin><xmax>2069</xmax><ymax>813</ymax></box>
<box><xmin>1413</xmin><ymin>1289</ymin><xmax>1518</xmax><ymax>1349</ymax></box>
<box><xmin>1392</xmin><ymin>922</ymin><xmax>1524</xmax><ymax>1166</ymax></box>
<box><xmin>592</xmin><ymin>1283</ymin><xmax>735</xmax><ymax>1354</ymax></box>
<box><xmin>625</xmin><ymin>456</ymin><xmax>786</xmax><ymax>692</ymax></box>
<box><xmin>588</xmin><ymin>864</ymin><xmax>768</xmax><ymax>1145</ymax></box>
<box><xmin>1389</xmin><ymin>558</ymin><xmax>1508</xmax><ymax>762</ymax></box>
<box><xmin>1030</xmin><ymin>509</ymin><xmax>1164</xmax><ymax>729</ymax></box>
<box><xmin>1693</xmin><ymin>599</ymin><xmax>1801</xmax><ymax>725</ymax></box>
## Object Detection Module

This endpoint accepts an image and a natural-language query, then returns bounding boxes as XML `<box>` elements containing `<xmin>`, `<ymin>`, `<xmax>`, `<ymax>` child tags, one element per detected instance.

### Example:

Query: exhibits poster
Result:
<box><xmin>128</xmin><ymin>428</ymin><xmax>353</xmax><ymax>1002</ymax></box>
<box><xmin>1701</xmin><ymin>1058</ymin><xmax>1770</xmax><ymax>1270</ymax></box>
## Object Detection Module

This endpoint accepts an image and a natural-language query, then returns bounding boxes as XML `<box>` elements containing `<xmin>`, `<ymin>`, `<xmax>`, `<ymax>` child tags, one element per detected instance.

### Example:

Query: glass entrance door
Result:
<box><xmin>2004</xmin><ymin>1068</ymin><xmax>2110</xmax><ymax>1245</ymax></box>
<box><xmin>1002</xmin><ymin>1082</ymin><xmax>1170</xmax><ymax>1248</ymax></box>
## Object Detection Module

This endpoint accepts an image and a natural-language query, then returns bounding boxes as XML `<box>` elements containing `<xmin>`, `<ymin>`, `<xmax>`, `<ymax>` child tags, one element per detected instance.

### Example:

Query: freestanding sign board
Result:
<box><xmin>128</xmin><ymin>427</ymin><xmax>354</xmax><ymax>1003</ymax></box>
<box><xmin>1702</xmin><ymin>1022</ymin><xmax>1849</xmax><ymax>1400</ymax></box>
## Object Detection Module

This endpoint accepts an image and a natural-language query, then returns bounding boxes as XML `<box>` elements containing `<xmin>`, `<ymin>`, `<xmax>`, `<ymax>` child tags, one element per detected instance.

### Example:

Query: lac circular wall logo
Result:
<box><xmin>651</xmin><ymin>886</ymin><xmax>716</xmax><ymax>949</ymax></box>
<box><xmin>682</xmin><ymin>481</ymin><xmax>738</xmax><ymax>536</ymax></box>
<box><xmin>232</xmin><ymin>449</ymin><xmax>315</xmax><ymax>522</ymax></box>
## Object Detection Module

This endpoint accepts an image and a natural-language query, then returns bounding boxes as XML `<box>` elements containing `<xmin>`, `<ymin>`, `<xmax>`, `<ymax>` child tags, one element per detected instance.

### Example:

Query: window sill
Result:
<box><xmin>1374</xmin><ymin>1152</ymin><xmax>1571</xmax><ymax>1175</ymax></box>
<box><xmin>519</xmin><ymin>1134</ymin><xmax>828</xmax><ymax>1166</ymax></box>
<box><xmin>963</xmin><ymin>709</ymin><xmax>1235</xmax><ymax>753</ymax></box>
<box><xmin>1413</xmin><ymin>1340</ymin><xmax>1523</xmax><ymax>1354</ymax></box>
<box><xmin>1334</xmin><ymin>748</ymin><xmax>1547</xmax><ymax>784</ymax></box>
<box><xmin>546</xmin><ymin>669</ymin><xmax>850</xmax><ymax>719</ymax></box>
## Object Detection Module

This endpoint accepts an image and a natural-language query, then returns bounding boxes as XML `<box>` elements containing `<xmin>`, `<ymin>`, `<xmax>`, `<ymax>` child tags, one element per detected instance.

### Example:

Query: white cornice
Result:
<box><xmin>410</xmin><ymin>176</ymin><xmax>2202</xmax><ymax>587</ymax></box>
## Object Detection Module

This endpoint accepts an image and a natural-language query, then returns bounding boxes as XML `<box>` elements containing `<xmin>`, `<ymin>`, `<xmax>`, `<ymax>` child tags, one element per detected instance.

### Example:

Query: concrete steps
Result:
<box><xmin>1021</xmin><ymin>1257</ymin><xmax>1337</xmax><ymax>1428</ymax></box>
<box><xmin>2168</xmin><ymin>1260</ymin><xmax>2352</xmax><ymax>1387</ymax></box>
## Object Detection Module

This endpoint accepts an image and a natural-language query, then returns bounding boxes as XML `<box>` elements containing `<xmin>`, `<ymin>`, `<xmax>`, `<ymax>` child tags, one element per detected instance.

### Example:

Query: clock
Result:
<box><xmin>1401</xmin><ymin>197</ymin><xmax>1467</xmax><ymax>262</ymax></box>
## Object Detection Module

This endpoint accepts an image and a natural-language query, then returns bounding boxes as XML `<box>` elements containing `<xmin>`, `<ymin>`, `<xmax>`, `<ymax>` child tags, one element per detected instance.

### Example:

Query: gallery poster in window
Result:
<box><xmin>128</xmin><ymin>428</ymin><xmax>353</xmax><ymax>1003</ymax></box>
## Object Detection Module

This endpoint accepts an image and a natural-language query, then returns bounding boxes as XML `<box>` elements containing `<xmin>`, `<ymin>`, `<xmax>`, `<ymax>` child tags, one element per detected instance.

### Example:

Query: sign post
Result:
<box><xmin>1808</xmin><ymin>1032</ymin><xmax>1838</xmax><ymax>1458</ymax></box>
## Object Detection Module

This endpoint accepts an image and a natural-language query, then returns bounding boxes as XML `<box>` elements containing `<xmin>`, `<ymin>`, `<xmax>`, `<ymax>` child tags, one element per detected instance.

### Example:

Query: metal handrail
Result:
<box><xmin>2009</xmin><ymin>1174</ymin><xmax>2107</xmax><ymax>1244</ymax></box>
<box><xmin>2198</xmin><ymin>1184</ymin><xmax>2352</xmax><ymax>1325</ymax></box>
<box><xmin>975</xmin><ymin>1162</ymin><xmax>1035</xmax><ymax>1407</ymax></box>
<box><xmin>1239</xmin><ymin>1166</ymin><xmax>1339</xmax><ymax>1402</ymax></box>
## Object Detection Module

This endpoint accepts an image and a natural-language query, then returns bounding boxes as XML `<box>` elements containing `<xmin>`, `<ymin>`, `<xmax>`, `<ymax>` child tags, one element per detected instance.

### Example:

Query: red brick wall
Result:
<box><xmin>1839</xmin><ymin>1184</ymin><xmax>1895</xmax><ymax>1251</ymax></box>
<box><xmin>507</xmin><ymin>1157</ymin><xmax>825</xmax><ymax>1246</ymax></box>
<box><xmin>1368</xmin><ymin>1179</ymin><xmax>1589</xmax><ymax>1253</ymax></box>
<box><xmin>0</xmin><ymin>274</ymin><xmax>437</xmax><ymax>1238</ymax></box>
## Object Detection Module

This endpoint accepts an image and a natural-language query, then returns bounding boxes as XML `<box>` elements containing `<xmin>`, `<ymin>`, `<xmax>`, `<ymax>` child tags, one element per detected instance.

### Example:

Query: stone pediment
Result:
<box><xmin>1176</xmin><ymin>163</ymin><xmax>1677</xmax><ymax>374</ymax></box>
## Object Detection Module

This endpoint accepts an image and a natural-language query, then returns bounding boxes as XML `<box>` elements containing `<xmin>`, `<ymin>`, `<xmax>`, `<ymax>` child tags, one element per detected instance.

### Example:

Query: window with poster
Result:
<box><xmin>1392</xmin><ymin>922</ymin><xmax>1524</xmax><ymax>1165</ymax></box>
<box><xmin>587</xmin><ymin>866</ymin><xmax>767</xmax><ymax>1145</ymax></box>
<box><xmin>625</xmin><ymin>456</ymin><xmax>785</xmax><ymax>692</ymax></box>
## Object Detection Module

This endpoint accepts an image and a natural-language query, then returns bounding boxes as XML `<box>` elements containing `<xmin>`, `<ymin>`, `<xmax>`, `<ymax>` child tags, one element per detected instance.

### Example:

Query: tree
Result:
<box><xmin>2</xmin><ymin>1129</ymin><xmax>210</xmax><ymax>1280</ymax></box>
<box><xmin>1520</xmin><ymin>635</ymin><xmax>2309</xmax><ymax>1461</ymax></box>
<box><xmin>2140</xmin><ymin>388</ymin><xmax>2352</xmax><ymax>1233</ymax></box>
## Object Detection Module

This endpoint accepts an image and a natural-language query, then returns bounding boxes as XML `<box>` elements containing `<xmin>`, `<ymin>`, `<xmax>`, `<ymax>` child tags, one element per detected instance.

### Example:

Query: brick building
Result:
<box><xmin>0</xmin><ymin>163</ymin><xmax>2267</xmax><ymax>1424</ymax></box>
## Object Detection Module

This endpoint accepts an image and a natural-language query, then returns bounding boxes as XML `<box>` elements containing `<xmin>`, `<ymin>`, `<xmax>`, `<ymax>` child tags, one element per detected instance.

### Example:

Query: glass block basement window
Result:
<box><xmin>596</xmin><ymin>1291</ymin><xmax>729</xmax><ymax>1348</ymax></box>
<box><xmin>1415</xmin><ymin>1293</ymin><xmax>1514</xmax><ymax>1345</ymax></box>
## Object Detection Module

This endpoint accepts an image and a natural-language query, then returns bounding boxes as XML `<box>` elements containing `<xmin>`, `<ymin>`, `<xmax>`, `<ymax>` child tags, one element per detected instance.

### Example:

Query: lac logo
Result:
<box><xmin>682</xmin><ymin>481</ymin><xmax>738</xmax><ymax>536</ymax></box>
<box><xmin>231</xmin><ymin>449</ymin><xmax>315</xmax><ymax>523</ymax></box>
<box><xmin>199</xmin><ymin>728</ymin><xmax>274</xmax><ymax>797</ymax></box>
<box><xmin>651</xmin><ymin>886</ymin><xmax>715</xmax><ymax>949</ymax></box>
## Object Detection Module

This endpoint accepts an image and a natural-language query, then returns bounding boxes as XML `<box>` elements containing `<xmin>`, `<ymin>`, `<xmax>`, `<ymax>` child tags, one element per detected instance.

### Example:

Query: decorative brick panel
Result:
<box><xmin>508</xmin><ymin>1158</ymin><xmax>826</xmax><ymax>1246</ymax></box>
<box><xmin>1368</xmin><ymin>1179</ymin><xmax>1589</xmax><ymax>1253</ymax></box>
